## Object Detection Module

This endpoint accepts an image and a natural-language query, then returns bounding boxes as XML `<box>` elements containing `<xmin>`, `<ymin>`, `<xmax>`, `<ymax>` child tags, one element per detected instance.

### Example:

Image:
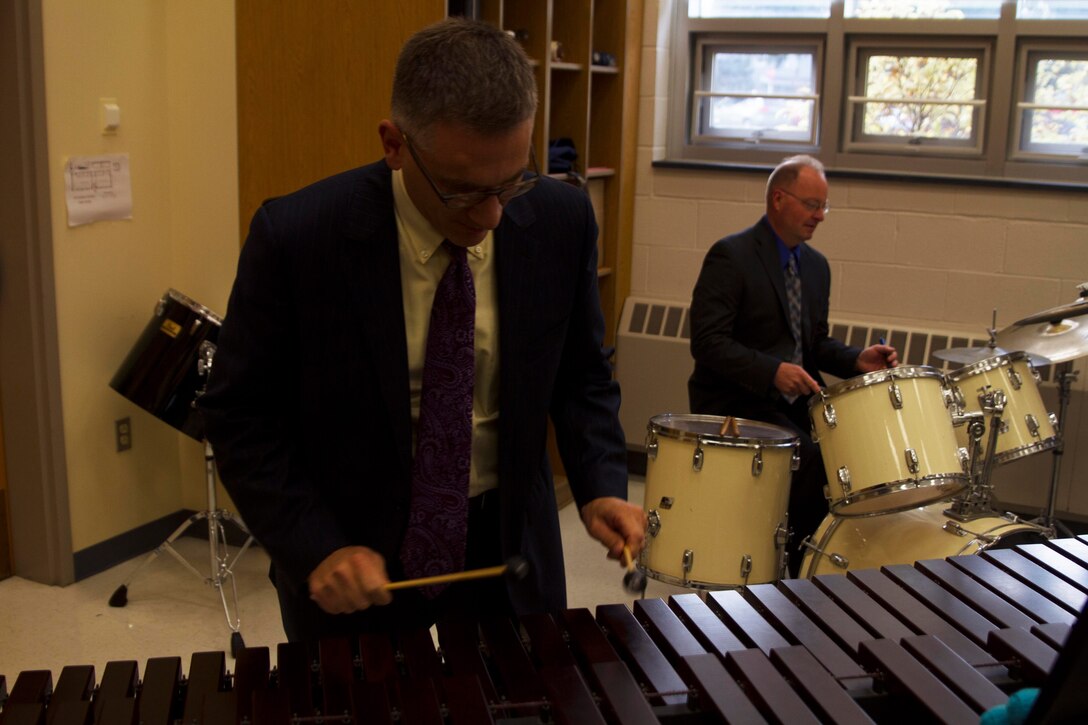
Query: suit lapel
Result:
<box><xmin>342</xmin><ymin>165</ymin><xmax>412</xmax><ymax>480</ymax></box>
<box><xmin>755</xmin><ymin>223</ymin><xmax>792</xmax><ymax>330</ymax></box>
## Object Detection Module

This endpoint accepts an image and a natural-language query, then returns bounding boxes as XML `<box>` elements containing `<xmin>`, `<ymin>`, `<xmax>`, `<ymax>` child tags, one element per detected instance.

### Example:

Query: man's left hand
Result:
<box><xmin>857</xmin><ymin>344</ymin><xmax>898</xmax><ymax>372</ymax></box>
<box><xmin>580</xmin><ymin>496</ymin><xmax>647</xmax><ymax>564</ymax></box>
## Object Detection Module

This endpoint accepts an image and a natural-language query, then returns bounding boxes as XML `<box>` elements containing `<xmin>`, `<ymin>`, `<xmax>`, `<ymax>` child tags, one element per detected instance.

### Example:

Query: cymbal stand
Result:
<box><xmin>1035</xmin><ymin>369</ymin><xmax>1078</xmax><ymax>537</ymax></box>
<box><xmin>109</xmin><ymin>441</ymin><xmax>255</xmax><ymax>657</ymax></box>
<box><xmin>945</xmin><ymin>388</ymin><xmax>1005</xmax><ymax>521</ymax></box>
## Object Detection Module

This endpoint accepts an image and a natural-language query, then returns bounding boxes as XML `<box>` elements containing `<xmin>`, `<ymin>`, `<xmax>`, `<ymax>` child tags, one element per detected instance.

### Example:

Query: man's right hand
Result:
<box><xmin>774</xmin><ymin>362</ymin><xmax>821</xmax><ymax>398</ymax></box>
<box><xmin>307</xmin><ymin>546</ymin><xmax>393</xmax><ymax>614</ymax></box>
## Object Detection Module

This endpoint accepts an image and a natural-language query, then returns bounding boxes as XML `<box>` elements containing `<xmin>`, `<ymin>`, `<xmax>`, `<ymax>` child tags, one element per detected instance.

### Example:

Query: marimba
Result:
<box><xmin>4</xmin><ymin>536</ymin><xmax>1088</xmax><ymax>724</ymax></box>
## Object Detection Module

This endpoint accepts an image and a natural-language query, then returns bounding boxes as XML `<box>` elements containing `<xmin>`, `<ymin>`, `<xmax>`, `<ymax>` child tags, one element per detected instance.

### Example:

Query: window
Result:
<box><xmin>692</xmin><ymin>41</ymin><xmax>822</xmax><ymax>147</ymax></box>
<box><xmin>845</xmin><ymin>44</ymin><xmax>988</xmax><ymax>154</ymax></box>
<box><xmin>666</xmin><ymin>0</ymin><xmax>1088</xmax><ymax>185</ymax></box>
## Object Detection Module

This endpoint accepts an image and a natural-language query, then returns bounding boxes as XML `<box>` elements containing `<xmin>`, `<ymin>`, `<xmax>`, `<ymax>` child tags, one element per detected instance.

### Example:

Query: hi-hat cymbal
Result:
<box><xmin>995</xmin><ymin>317</ymin><xmax>1088</xmax><ymax>364</ymax></box>
<box><xmin>1011</xmin><ymin>297</ymin><xmax>1088</xmax><ymax>327</ymax></box>
<box><xmin>933</xmin><ymin>345</ymin><xmax>1049</xmax><ymax>367</ymax></box>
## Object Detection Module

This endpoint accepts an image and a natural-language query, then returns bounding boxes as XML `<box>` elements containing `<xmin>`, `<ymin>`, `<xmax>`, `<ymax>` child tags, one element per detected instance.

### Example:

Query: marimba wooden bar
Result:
<box><xmin>3</xmin><ymin>535</ymin><xmax>1087</xmax><ymax>724</ymax></box>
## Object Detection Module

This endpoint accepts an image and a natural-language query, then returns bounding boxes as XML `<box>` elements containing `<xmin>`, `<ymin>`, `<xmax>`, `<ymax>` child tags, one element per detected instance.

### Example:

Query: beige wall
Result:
<box><xmin>634</xmin><ymin>1</ymin><xmax>1088</xmax><ymax>518</ymax></box>
<box><xmin>41</xmin><ymin>0</ymin><xmax>239</xmax><ymax>551</ymax></box>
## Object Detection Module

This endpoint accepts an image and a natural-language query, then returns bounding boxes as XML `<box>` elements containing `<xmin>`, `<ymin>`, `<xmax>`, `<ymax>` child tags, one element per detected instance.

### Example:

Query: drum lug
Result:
<box><xmin>791</xmin><ymin>449</ymin><xmax>801</xmax><ymax>472</ymax></box>
<box><xmin>692</xmin><ymin>441</ymin><xmax>704</xmax><ymax>472</ymax></box>
<box><xmin>1025</xmin><ymin>414</ymin><xmax>1040</xmax><ymax>438</ymax></box>
<box><xmin>1050</xmin><ymin>412</ymin><xmax>1060</xmax><ymax>434</ymax></box>
<box><xmin>154</xmin><ymin>296</ymin><xmax>167</xmax><ymax>317</ymax></box>
<box><xmin>905</xmin><ymin>448</ymin><xmax>919</xmax><ymax>475</ymax></box>
<box><xmin>1006</xmin><ymin>366</ymin><xmax>1023</xmax><ymax>391</ymax></box>
<box><xmin>822</xmin><ymin>402</ymin><xmax>837</xmax><ymax>429</ymax></box>
<box><xmin>739</xmin><ymin>554</ymin><xmax>752</xmax><ymax>581</ymax></box>
<box><xmin>682</xmin><ymin>549</ymin><xmax>694</xmax><ymax>584</ymax></box>
<box><xmin>645</xmin><ymin>428</ymin><xmax>658</xmax><ymax>461</ymax></box>
<box><xmin>647</xmin><ymin>510</ymin><xmax>661</xmax><ymax>537</ymax></box>
<box><xmin>751</xmin><ymin>445</ymin><xmax>763</xmax><ymax>477</ymax></box>
<box><xmin>775</xmin><ymin>522</ymin><xmax>789</xmax><ymax>547</ymax></box>
<box><xmin>197</xmin><ymin>340</ymin><xmax>217</xmax><ymax>377</ymax></box>
<box><xmin>888</xmin><ymin>382</ymin><xmax>903</xmax><ymax>409</ymax></box>
<box><xmin>943</xmin><ymin>385</ymin><xmax>963</xmax><ymax>410</ymax></box>
<box><xmin>837</xmin><ymin>466</ymin><xmax>852</xmax><ymax>493</ymax></box>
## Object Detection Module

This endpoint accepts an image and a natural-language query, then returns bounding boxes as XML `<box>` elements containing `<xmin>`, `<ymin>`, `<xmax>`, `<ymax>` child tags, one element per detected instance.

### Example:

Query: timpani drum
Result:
<box><xmin>640</xmin><ymin>414</ymin><xmax>798</xmax><ymax>589</ymax></box>
<box><xmin>110</xmin><ymin>289</ymin><xmax>222</xmax><ymax>441</ymax></box>
<box><xmin>810</xmin><ymin>365</ymin><xmax>967</xmax><ymax>517</ymax></box>
<box><xmin>799</xmin><ymin>502</ymin><xmax>1051</xmax><ymax>578</ymax></box>
<box><xmin>947</xmin><ymin>352</ymin><xmax>1058</xmax><ymax>464</ymax></box>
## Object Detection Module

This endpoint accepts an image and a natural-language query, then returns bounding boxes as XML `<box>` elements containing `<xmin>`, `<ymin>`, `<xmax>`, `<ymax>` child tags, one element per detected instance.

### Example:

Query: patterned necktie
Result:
<box><xmin>784</xmin><ymin>254</ymin><xmax>803</xmax><ymax>404</ymax></box>
<box><xmin>785</xmin><ymin>254</ymin><xmax>803</xmax><ymax>365</ymax></box>
<box><xmin>400</xmin><ymin>241</ymin><xmax>475</xmax><ymax>596</ymax></box>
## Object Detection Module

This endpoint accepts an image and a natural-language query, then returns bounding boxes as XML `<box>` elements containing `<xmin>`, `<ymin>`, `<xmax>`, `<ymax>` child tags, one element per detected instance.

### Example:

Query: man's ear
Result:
<box><xmin>378</xmin><ymin>120</ymin><xmax>405</xmax><ymax>170</ymax></box>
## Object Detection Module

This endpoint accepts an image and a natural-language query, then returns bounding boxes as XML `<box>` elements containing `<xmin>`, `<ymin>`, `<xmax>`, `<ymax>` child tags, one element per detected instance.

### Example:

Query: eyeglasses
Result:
<box><xmin>778</xmin><ymin>188</ymin><xmax>831</xmax><ymax>215</ymax></box>
<box><xmin>402</xmin><ymin>132</ymin><xmax>540</xmax><ymax>210</ymax></box>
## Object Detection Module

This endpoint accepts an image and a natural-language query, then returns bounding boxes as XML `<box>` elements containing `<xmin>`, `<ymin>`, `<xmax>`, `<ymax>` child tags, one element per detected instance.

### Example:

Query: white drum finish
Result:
<box><xmin>809</xmin><ymin>366</ymin><xmax>967</xmax><ymax>517</ymax></box>
<box><xmin>948</xmin><ymin>352</ymin><xmax>1058</xmax><ymax>464</ymax></box>
<box><xmin>800</xmin><ymin>502</ymin><xmax>1050</xmax><ymax>578</ymax></box>
<box><xmin>640</xmin><ymin>414</ymin><xmax>798</xmax><ymax>589</ymax></box>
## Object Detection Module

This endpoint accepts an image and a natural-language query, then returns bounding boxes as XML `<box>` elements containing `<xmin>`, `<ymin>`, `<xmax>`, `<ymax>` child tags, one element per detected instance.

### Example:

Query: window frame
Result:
<box><xmin>665</xmin><ymin>0</ymin><xmax>1088</xmax><ymax>186</ymax></box>
<box><xmin>1010</xmin><ymin>42</ymin><xmax>1088</xmax><ymax>162</ymax></box>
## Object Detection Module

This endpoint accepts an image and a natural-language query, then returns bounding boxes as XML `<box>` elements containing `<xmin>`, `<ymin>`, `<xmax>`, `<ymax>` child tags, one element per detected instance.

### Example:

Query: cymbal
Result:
<box><xmin>932</xmin><ymin>345</ymin><xmax>1049</xmax><ymax>367</ymax></box>
<box><xmin>995</xmin><ymin>317</ymin><xmax>1088</xmax><ymax>365</ymax></box>
<box><xmin>1011</xmin><ymin>297</ymin><xmax>1088</xmax><ymax>327</ymax></box>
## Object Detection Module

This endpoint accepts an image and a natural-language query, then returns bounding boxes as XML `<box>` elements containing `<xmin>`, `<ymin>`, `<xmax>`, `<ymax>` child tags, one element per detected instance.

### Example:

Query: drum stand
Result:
<box><xmin>108</xmin><ymin>441</ymin><xmax>255</xmax><ymax>658</ymax></box>
<box><xmin>1034</xmin><ymin>369</ymin><xmax>1078</xmax><ymax>538</ymax></box>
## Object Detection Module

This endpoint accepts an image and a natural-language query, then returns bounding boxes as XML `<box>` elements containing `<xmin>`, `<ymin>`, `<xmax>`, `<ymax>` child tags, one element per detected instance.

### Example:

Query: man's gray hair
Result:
<box><xmin>766</xmin><ymin>154</ymin><xmax>826</xmax><ymax>202</ymax></box>
<box><xmin>391</xmin><ymin>17</ymin><xmax>538</xmax><ymax>146</ymax></box>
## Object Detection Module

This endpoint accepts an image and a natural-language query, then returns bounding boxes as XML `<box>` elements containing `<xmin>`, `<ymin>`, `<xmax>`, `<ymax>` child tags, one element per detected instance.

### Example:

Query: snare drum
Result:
<box><xmin>810</xmin><ymin>365</ymin><xmax>967</xmax><ymax>517</ymax></box>
<box><xmin>800</xmin><ymin>502</ymin><xmax>1050</xmax><ymax>578</ymax></box>
<box><xmin>947</xmin><ymin>352</ymin><xmax>1058</xmax><ymax>464</ymax></box>
<box><xmin>110</xmin><ymin>289</ymin><xmax>222</xmax><ymax>440</ymax></box>
<box><xmin>640</xmin><ymin>414</ymin><xmax>798</xmax><ymax>589</ymax></box>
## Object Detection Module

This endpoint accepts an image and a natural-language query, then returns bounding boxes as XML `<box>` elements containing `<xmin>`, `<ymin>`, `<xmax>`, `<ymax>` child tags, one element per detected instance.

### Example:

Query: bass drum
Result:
<box><xmin>800</xmin><ymin>502</ymin><xmax>1050</xmax><ymax>578</ymax></box>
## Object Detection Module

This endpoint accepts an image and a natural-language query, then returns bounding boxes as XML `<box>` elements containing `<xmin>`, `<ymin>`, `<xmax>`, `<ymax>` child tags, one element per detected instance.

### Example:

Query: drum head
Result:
<box><xmin>648</xmin><ymin>413</ymin><xmax>798</xmax><ymax>447</ymax></box>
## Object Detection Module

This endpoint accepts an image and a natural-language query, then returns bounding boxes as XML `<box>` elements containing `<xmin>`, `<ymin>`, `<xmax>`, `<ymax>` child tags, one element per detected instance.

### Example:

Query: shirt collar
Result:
<box><xmin>392</xmin><ymin>169</ymin><xmax>488</xmax><ymax>264</ymax></box>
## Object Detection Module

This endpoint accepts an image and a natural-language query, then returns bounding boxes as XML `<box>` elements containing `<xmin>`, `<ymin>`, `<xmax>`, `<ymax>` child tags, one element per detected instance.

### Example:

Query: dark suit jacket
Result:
<box><xmin>688</xmin><ymin>216</ymin><xmax>860</xmax><ymax>416</ymax></box>
<box><xmin>199</xmin><ymin>160</ymin><xmax>627</xmax><ymax>631</ymax></box>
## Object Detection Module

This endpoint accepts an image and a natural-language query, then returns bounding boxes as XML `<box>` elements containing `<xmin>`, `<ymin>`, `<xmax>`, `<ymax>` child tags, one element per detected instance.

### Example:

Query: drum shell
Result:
<box><xmin>810</xmin><ymin>366</ymin><xmax>966</xmax><ymax>516</ymax></box>
<box><xmin>110</xmin><ymin>290</ymin><xmax>221</xmax><ymax>441</ymax></box>
<box><xmin>948</xmin><ymin>352</ymin><xmax>1057</xmax><ymax>464</ymax></box>
<box><xmin>800</xmin><ymin>502</ymin><xmax>1049</xmax><ymax>578</ymax></box>
<box><xmin>641</xmin><ymin>414</ymin><xmax>797</xmax><ymax>588</ymax></box>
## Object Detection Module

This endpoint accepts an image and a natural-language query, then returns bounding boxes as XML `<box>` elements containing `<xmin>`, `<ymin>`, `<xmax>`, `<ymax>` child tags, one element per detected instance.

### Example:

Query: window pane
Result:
<box><xmin>862</xmin><ymin>55</ymin><xmax>979</xmax><ymax>139</ymax></box>
<box><xmin>1021</xmin><ymin>56</ymin><xmax>1088</xmax><ymax>152</ymax></box>
<box><xmin>1018</xmin><ymin>1</ymin><xmax>1088</xmax><ymax>19</ymax></box>
<box><xmin>846</xmin><ymin>0</ymin><xmax>1001</xmax><ymax>18</ymax></box>
<box><xmin>690</xmin><ymin>0</ymin><xmax>830</xmax><ymax>18</ymax></box>
<box><xmin>700</xmin><ymin>50</ymin><xmax>817</xmax><ymax>142</ymax></box>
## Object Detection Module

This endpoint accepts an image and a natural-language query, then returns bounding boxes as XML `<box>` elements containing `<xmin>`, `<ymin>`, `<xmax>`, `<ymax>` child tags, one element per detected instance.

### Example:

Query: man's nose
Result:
<box><xmin>467</xmin><ymin>194</ymin><xmax>504</xmax><ymax>229</ymax></box>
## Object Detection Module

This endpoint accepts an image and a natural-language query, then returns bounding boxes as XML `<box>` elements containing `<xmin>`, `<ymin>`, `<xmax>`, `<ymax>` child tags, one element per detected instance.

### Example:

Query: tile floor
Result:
<box><xmin>0</xmin><ymin>476</ymin><xmax>690</xmax><ymax>681</ymax></box>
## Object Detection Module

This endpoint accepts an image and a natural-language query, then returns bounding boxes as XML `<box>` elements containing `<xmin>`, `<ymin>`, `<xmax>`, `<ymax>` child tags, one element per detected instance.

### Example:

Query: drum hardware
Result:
<box><xmin>751</xmin><ymin>445</ymin><xmax>763</xmax><ymax>476</ymax></box>
<box><xmin>798</xmin><ymin>534</ymin><xmax>849</xmax><ymax>570</ymax></box>
<box><xmin>904</xmin><ymin>448</ymin><xmax>919</xmax><ymax>474</ymax></box>
<box><xmin>775</xmin><ymin>521</ymin><xmax>790</xmax><ymax>579</ymax></box>
<box><xmin>108</xmin><ymin>289</ymin><xmax>255</xmax><ymax>658</ymax></box>
<box><xmin>682</xmin><ymin>549</ymin><xmax>693</xmax><ymax>584</ymax></box>
<box><xmin>944</xmin><ymin>388</ymin><xmax>1005</xmax><ymax>521</ymax></box>
<box><xmin>888</xmin><ymin>382</ymin><xmax>903</xmax><ymax>409</ymax></box>
<box><xmin>836</xmin><ymin>466</ymin><xmax>851</xmax><ymax>493</ymax></box>
<box><xmin>739</xmin><ymin>554</ymin><xmax>752</xmax><ymax>582</ymax></box>
<box><xmin>658</xmin><ymin>497</ymin><xmax>674</xmax><ymax>509</ymax></box>
<box><xmin>646</xmin><ymin>510</ymin><xmax>661</xmax><ymax>536</ymax></box>
<box><xmin>692</xmin><ymin>442</ymin><xmax>704</xmax><ymax>471</ymax></box>
<box><xmin>1033</xmin><ymin>368</ymin><xmax>1080</xmax><ymax>538</ymax></box>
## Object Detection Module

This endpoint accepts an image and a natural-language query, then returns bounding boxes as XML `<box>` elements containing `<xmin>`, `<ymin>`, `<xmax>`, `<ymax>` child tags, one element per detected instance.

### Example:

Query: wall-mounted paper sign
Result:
<box><xmin>64</xmin><ymin>153</ymin><xmax>133</xmax><ymax>227</ymax></box>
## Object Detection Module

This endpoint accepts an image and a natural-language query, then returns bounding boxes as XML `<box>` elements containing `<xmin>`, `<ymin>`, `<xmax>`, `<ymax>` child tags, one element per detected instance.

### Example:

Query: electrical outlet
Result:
<box><xmin>115</xmin><ymin>417</ymin><xmax>132</xmax><ymax>452</ymax></box>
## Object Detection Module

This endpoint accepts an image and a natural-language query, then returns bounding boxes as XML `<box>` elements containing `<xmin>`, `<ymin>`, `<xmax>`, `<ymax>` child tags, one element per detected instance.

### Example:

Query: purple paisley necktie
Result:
<box><xmin>400</xmin><ymin>240</ymin><xmax>475</xmax><ymax>597</ymax></box>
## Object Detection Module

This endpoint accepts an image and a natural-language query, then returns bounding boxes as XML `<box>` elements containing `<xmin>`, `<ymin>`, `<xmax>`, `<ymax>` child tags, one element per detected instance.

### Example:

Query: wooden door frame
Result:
<box><xmin>0</xmin><ymin>0</ymin><xmax>74</xmax><ymax>585</ymax></box>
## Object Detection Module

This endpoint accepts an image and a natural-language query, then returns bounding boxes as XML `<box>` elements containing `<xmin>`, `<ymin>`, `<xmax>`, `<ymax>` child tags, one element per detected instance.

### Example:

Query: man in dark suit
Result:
<box><xmin>688</xmin><ymin>155</ymin><xmax>897</xmax><ymax>576</ymax></box>
<box><xmin>199</xmin><ymin>18</ymin><xmax>645</xmax><ymax>641</ymax></box>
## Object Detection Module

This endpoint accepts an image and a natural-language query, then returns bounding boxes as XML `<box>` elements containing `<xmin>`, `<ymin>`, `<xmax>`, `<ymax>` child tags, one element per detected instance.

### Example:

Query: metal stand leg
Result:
<box><xmin>108</xmin><ymin>441</ymin><xmax>255</xmax><ymax>658</ymax></box>
<box><xmin>1034</xmin><ymin>370</ymin><xmax>1078</xmax><ymax>538</ymax></box>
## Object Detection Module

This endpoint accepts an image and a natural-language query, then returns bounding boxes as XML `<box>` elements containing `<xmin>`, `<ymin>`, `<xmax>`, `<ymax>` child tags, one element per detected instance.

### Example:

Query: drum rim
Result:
<box><xmin>994</xmin><ymin>435</ymin><xmax>1058</xmax><ymax>464</ymax></box>
<box><xmin>648</xmin><ymin>413</ymin><xmax>799</xmax><ymax>447</ymax></box>
<box><xmin>946</xmin><ymin>350</ymin><xmax>1033</xmax><ymax>381</ymax></box>
<box><xmin>809</xmin><ymin>364</ymin><xmax>945</xmax><ymax>407</ymax></box>
<box><xmin>829</xmin><ymin>473</ymin><xmax>968</xmax><ymax>517</ymax></box>
<box><xmin>165</xmin><ymin>288</ymin><xmax>224</xmax><ymax>325</ymax></box>
<box><xmin>638</xmin><ymin>563</ymin><xmax>765</xmax><ymax>590</ymax></box>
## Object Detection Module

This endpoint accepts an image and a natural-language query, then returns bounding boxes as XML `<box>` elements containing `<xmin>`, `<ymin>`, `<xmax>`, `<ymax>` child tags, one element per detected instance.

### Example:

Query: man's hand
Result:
<box><xmin>856</xmin><ymin>344</ymin><xmax>898</xmax><ymax>373</ymax></box>
<box><xmin>774</xmin><ymin>362</ymin><xmax>821</xmax><ymax>398</ymax></box>
<box><xmin>580</xmin><ymin>496</ymin><xmax>647</xmax><ymax>564</ymax></box>
<box><xmin>307</xmin><ymin>546</ymin><xmax>393</xmax><ymax>614</ymax></box>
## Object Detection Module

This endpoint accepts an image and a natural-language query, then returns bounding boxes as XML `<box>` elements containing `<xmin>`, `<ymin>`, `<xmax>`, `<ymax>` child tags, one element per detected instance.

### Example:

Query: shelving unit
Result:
<box><xmin>478</xmin><ymin>0</ymin><xmax>641</xmax><ymax>349</ymax></box>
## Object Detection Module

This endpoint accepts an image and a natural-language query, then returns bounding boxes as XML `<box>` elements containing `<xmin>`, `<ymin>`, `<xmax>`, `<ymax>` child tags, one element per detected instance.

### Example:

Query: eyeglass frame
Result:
<box><xmin>402</xmin><ymin>132</ymin><xmax>540</xmax><ymax>210</ymax></box>
<box><xmin>776</xmin><ymin>187</ymin><xmax>831</xmax><ymax>215</ymax></box>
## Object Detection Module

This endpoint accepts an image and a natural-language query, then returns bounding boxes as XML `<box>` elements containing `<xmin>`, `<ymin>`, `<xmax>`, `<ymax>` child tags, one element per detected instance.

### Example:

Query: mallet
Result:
<box><xmin>622</xmin><ymin>545</ymin><xmax>647</xmax><ymax>595</ymax></box>
<box><xmin>384</xmin><ymin>555</ymin><xmax>530</xmax><ymax>591</ymax></box>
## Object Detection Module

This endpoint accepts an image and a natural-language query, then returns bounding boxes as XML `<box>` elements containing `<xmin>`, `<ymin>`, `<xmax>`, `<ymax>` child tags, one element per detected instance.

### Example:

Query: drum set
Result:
<box><xmin>639</xmin><ymin>287</ymin><xmax>1088</xmax><ymax>589</ymax></box>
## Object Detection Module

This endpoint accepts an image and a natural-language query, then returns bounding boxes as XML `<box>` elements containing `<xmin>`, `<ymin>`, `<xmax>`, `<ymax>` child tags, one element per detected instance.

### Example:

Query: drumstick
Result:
<box><xmin>718</xmin><ymin>416</ymin><xmax>741</xmax><ymax>437</ymax></box>
<box><xmin>384</xmin><ymin>556</ymin><xmax>529</xmax><ymax>591</ymax></box>
<box><xmin>622</xmin><ymin>545</ymin><xmax>647</xmax><ymax>595</ymax></box>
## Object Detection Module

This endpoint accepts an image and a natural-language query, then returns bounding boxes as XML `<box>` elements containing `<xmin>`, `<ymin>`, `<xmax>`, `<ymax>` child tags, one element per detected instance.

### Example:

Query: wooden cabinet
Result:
<box><xmin>479</xmin><ymin>0</ymin><xmax>641</xmax><ymax>348</ymax></box>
